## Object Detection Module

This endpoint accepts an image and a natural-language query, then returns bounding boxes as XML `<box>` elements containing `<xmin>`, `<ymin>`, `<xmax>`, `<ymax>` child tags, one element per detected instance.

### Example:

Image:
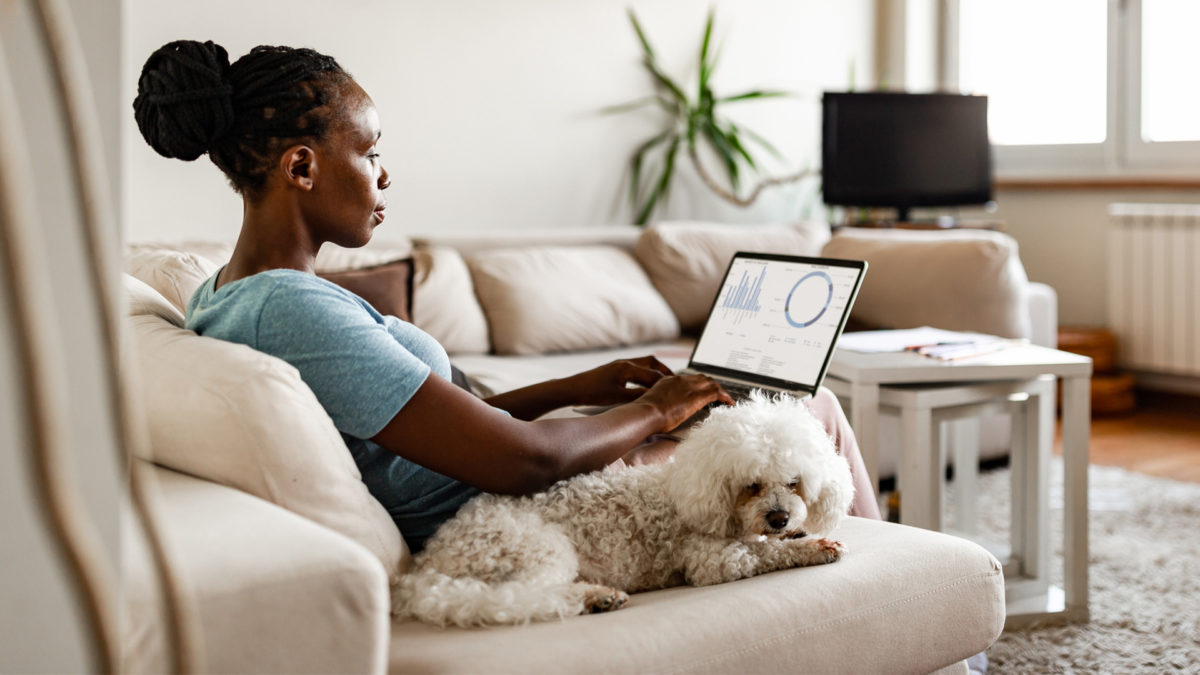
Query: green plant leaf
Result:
<box><xmin>598</xmin><ymin>96</ymin><xmax>662</xmax><ymax>116</ymax></box>
<box><xmin>698</xmin><ymin>8</ymin><xmax>715</xmax><ymax>101</ymax></box>
<box><xmin>739</xmin><ymin>124</ymin><xmax>787</xmax><ymax>161</ymax></box>
<box><xmin>628</xmin><ymin>9</ymin><xmax>656</xmax><ymax>61</ymax></box>
<box><xmin>630</xmin><ymin>130</ymin><xmax>675</xmax><ymax>208</ymax></box>
<box><xmin>717</xmin><ymin>90</ymin><xmax>791</xmax><ymax>104</ymax></box>
<box><xmin>724</xmin><ymin>123</ymin><xmax>758</xmax><ymax>171</ymax></box>
<box><xmin>703</xmin><ymin>120</ymin><xmax>740</xmax><ymax>190</ymax></box>
<box><xmin>628</xmin><ymin>9</ymin><xmax>688</xmax><ymax>105</ymax></box>
<box><xmin>636</xmin><ymin>135</ymin><xmax>680</xmax><ymax>225</ymax></box>
<box><xmin>646</xmin><ymin>59</ymin><xmax>689</xmax><ymax>104</ymax></box>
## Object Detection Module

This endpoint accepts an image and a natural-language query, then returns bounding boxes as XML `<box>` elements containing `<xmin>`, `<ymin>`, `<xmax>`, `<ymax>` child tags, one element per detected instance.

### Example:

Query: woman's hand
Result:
<box><xmin>632</xmin><ymin>373</ymin><xmax>735</xmax><ymax>431</ymax></box>
<box><xmin>565</xmin><ymin>356</ymin><xmax>675</xmax><ymax>406</ymax></box>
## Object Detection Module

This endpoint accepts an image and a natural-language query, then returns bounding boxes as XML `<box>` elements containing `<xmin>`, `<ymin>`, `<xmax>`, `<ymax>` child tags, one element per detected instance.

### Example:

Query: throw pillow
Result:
<box><xmin>411</xmin><ymin>245</ymin><xmax>491</xmax><ymax>355</ymax></box>
<box><xmin>317</xmin><ymin>259</ymin><xmax>414</xmax><ymax>323</ymax></box>
<box><xmin>126</xmin><ymin>246</ymin><xmax>220</xmax><ymax>312</ymax></box>
<box><xmin>125</xmin><ymin>278</ymin><xmax>409</xmax><ymax>578</ymax></box>
<box><xmin>314</xmin><ymin>237</ymin><xmax>414</xmax><ymax>273</ymax></box>
<box><xmin>635</xmin><ymin>221</ymin><xmax>833</xmax><ymax>331</ymax></box>
<box><xmin>468</xmin><ymin>245</ymin><xmax>680</xmax><ymax>355</ymax></box>
<box><xmin>821</xmin><ymin>228</ymin><xmax>1032</xmax><ymax>339</ymax></box>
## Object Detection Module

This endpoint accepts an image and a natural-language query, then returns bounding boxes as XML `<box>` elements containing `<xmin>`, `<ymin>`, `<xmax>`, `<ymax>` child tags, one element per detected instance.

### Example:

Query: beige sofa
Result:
<box><xmin>121</xmin><ymin>222</ymin><xmax>1033</xmax><ymax>673</ymax></box>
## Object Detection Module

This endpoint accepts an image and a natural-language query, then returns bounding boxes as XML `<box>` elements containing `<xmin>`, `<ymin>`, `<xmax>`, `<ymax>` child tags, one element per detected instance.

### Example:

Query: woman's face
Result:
<box><xmin>304</xmin><ymin>81</ymin><xmax>391</xmax><ymax>248</ymax></box>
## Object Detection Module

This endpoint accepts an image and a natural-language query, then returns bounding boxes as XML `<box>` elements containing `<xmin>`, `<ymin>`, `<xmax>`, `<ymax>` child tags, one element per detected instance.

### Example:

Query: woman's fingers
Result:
<box><xmin>620</xmin><ymin>362</ymin><xmax>668</xmax><ymax>389</ymax></box>
<box><xmin>627</xmin><ymin>355</ymin><xmax>674</xmax><ymax>377</ymax></box>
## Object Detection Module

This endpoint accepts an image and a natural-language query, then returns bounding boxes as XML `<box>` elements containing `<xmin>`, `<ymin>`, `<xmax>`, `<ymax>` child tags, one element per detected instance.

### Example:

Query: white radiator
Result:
<box><xmin>1108</xmin><ymin>203</ymin><xmax>1200</xmax><ymax>377</ymax></box>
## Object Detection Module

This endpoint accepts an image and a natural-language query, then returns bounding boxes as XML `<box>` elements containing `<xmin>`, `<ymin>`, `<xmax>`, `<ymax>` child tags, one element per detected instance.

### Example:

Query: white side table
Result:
<box><xmin>825</xmin><ymin>344</ymin><xmax>1093</xmax><ymax>627</ymax></box>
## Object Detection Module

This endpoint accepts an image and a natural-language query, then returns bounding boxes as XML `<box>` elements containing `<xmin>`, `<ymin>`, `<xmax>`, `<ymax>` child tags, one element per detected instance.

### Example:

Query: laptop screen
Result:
<box><xmin>689</xmin><ymin>252</ymin><xmax>867</xmax><ymax>392</ymax></box>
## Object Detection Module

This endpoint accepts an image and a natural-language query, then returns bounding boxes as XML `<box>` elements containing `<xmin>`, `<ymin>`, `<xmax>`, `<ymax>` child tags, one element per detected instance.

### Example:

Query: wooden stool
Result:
<box><xmin>1058</xmin><ymin>326</ymin><xmax>1136</xmax><ymax>415</ymax></box>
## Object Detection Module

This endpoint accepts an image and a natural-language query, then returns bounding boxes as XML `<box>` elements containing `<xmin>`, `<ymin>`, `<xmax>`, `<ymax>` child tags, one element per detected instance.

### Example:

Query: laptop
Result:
<box><xmin>679</xmin><ymin>251</ymin><xmax>867</xmax><ymax>404</ymax></box>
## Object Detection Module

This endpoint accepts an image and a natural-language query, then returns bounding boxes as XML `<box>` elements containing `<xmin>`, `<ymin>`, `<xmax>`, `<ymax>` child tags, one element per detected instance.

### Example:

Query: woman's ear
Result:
<box><xmin>280</xmin><ymin>144</ymin><xmax>317</xmax><ymax>191</ymax></box>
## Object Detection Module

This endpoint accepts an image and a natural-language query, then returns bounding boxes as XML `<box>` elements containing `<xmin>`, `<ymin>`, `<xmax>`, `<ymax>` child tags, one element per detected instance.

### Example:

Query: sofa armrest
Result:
<box><xmin>124</xmin><ymin>465</ymin><xmax>390</xmax><ymax>674</ymax></box>
<box><xmin>1027</xmin><ymin>281</ymin><xmax>1058</xmax><ymax>348</ymax></box>
<box><xmin>823</xmin><ymin>228</ymin><xmax>1033</xmax><ymax>339</ymax></box>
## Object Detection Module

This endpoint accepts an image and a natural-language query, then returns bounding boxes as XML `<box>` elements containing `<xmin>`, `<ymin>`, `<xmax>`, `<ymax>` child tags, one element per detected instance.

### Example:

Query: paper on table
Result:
<box><xmin>836</xmin><ymin>326</ymin><xmax>1003</xmax><ymax>353</ymax></box>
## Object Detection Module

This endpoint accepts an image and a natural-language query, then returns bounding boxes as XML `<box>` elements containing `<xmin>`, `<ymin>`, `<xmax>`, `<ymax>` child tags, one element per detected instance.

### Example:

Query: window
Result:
<box><xmin>947</xmin><ymin>0</ymin><xmax>1200</xmax><ymax>176</ymax></box>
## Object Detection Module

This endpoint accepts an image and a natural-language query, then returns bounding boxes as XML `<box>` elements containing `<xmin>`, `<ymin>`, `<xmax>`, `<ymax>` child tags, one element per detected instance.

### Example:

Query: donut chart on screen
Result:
<box><xmin>784</xmin><ymin>271</ymin><xmax>834</xmax><ymax>328</ymax></box>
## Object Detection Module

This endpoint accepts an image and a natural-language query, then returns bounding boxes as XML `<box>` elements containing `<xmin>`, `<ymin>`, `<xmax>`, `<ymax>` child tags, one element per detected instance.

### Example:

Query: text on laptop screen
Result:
<box><xmin>691</xmin><ymin>255</ymin><xmax>862</xmax><ymax>388</ymax></box>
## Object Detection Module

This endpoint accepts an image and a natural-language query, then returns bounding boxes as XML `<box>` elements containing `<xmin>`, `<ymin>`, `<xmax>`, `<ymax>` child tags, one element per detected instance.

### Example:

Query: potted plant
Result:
<box><xmin>609</xmin><ymin>9</ymin><xmax>814</xmax><ymax>224</ymax></box>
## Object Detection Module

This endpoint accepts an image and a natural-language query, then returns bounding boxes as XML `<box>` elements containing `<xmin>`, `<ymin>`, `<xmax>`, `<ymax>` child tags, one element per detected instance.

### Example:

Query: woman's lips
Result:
<box><xmin>373</xmin><ymin>206</ymin><xmax>387</xmax><ymax>223</ymax></box>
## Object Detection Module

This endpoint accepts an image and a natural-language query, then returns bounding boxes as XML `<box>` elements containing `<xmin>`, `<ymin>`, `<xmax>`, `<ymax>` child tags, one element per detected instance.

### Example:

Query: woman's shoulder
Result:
<box><xmin>190</xmin><ymin>268</ymin><xmax>375</xmax><ymax>329</ymax></box>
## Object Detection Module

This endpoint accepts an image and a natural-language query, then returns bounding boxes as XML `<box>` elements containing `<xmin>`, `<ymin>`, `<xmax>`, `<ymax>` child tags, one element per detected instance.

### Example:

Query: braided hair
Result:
<box><xmin>133</xmin><ymin>40</ymin><xmax>353</xmax><ymax>198</ymax></box>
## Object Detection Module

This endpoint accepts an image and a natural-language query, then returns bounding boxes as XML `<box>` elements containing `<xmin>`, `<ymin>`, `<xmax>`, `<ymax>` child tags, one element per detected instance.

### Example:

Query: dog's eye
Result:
<box><xmin>788</xmin><ymin>479</ymin><xmax>799</xmax><ymax>488</ymax></box>
<box><xmin>746</xmin><ymin>483</ymin><xmax>762</xmax><ymax>495</ymax></box>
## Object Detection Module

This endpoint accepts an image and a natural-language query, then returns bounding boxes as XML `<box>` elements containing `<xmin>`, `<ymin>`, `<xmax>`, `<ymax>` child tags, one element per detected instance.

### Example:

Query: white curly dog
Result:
<box><xmin>393</xmin><ymin>391</ymin><xmax>854</xmax><ymax>627</ymax></box>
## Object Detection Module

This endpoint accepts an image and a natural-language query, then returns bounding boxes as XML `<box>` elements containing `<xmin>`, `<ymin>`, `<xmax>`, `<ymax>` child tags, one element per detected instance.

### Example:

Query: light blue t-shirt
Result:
<box><xmin>187</xmin><ymin>269</ymin><xmax>480</xmax><ymax>552</ymax></box>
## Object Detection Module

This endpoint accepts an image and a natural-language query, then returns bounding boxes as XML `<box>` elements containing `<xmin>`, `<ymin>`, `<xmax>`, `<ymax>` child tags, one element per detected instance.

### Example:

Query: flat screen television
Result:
<box><xmin>821</xmin><ymin>92</ymin><xmax>992</xmax><ymax>222</ymax></box>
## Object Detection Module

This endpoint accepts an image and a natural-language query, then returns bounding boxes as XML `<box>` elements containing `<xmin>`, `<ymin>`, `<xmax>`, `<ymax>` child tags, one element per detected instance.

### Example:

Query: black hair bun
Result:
<box><xmin>133</xmin><ymin>40</ymin><xmax>235</xmax><ymax>161</ymax></box>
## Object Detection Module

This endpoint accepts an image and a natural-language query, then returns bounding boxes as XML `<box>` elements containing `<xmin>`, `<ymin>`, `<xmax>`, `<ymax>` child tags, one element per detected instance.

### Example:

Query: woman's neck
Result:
<box><xmin>218</xmin><ymin>194</ymin><xmax>320</xmax><ymax>288</ymax></box>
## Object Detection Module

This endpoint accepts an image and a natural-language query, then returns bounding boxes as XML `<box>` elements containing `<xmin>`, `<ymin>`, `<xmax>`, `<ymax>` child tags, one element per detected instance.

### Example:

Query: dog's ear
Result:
<box><xmin>663</xmin><ymin>443</ymin><xmax>737</xmax><ymax>537</ymax></box>
<box><xmin>802</xmin><ymin>458</ymin><xmax>855</xmax><ymax>536</ymax></box>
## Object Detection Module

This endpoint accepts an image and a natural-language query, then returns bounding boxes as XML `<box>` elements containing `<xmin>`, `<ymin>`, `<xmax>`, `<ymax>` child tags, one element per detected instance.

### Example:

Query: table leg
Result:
<box><xmin>1061</xmin><ymin>375</ymin><xmax>1091</xmax><ymax>619</ymax></box>
<box><xmin>950</xmin><ymin>418</ymin><xmax>980</xmax><ymax>535</ymax></box>
<box><xmin>899</xmin><ymin>404</ymin><xmax>940</xmax><ymax>530</ymax></box>
<box><xmin>1021</xmin><ymin>378</ymin><xmax>1052</xmax><ymax>585</ymax></box>
<box><xmin>1008</xmin><ymin>399</ymin><xmax>1027</xmax><ymax>569</ymax></box>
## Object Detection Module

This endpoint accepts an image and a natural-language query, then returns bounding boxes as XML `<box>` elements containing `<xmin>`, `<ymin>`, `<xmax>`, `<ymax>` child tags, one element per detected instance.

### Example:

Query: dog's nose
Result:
<box><xmin>765</xmin><ymin>510</ymin><xmax>789</xmax><ymax>530</ymax></box>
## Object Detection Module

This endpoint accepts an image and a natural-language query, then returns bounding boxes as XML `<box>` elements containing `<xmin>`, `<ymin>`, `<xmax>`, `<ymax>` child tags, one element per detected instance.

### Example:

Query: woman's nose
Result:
<box><xmin>379</xmin><ymin>165</ymin><xmax>391</xmax><ymax>190</ymax></box>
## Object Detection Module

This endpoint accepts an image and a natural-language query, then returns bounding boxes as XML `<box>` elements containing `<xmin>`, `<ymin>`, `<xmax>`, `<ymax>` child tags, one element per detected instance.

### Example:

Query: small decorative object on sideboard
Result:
<box><xmin>1057</xmin><ymin>326</ymin><xmax>1136</xmax><ymax>416</ymax></box>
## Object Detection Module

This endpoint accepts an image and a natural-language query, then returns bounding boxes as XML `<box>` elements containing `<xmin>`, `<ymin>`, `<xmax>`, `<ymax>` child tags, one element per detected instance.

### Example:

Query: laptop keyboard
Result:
<box><xmin>720</xmin><ymin>381</ymin><xmax>756</xmax><ymax>401</ymax></box>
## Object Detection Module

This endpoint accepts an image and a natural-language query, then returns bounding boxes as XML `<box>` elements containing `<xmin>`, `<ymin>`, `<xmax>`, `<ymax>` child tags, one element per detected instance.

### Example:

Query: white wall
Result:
<box><xmin>124</xmin><ymin>0</ymin><xmax>875</xmax><ymax>242</ymax></box>
<box><xmin>1</xmin><ymin>0</ymin><xmax>124</xmax><ymax>671</ymax></box>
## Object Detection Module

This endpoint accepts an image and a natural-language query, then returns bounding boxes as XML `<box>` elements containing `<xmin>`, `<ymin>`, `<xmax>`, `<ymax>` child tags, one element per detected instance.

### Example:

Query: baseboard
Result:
<box><xmin>1130</xmin><ymin>371</ymin><xmax>1200</xmax><ymax>397</ymax></box>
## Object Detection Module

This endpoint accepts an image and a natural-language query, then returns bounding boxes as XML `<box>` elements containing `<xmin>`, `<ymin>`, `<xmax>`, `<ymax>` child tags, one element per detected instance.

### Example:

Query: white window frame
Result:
<box><xmin>942</xmin><ymin>0</ymin><xmax>1200</xmax><ymax>178</ymax></box>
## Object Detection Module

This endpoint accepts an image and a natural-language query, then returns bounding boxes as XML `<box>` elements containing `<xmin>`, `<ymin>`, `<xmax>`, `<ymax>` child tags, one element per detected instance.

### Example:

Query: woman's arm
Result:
<box><xmin>372</xmin><ymin>371</ymin><xmax>730</xmax><ymax>495</ymax></box>
<box><xmin>483</xmin><ymin>356</ymin><xmax>674</xmax><ymax>421</ymax></box>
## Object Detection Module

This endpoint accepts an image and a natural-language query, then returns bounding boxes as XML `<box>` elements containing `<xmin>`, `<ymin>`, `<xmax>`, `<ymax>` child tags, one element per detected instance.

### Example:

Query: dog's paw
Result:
<box><xmin>813</xmin><ymin>538</ymin><xmax>845</xmax><ymax>564</ymax></box>
<box><xmin>582</xmin><ymin>586</ymin><xmax>629</xmax><ymax>614</ymax></box>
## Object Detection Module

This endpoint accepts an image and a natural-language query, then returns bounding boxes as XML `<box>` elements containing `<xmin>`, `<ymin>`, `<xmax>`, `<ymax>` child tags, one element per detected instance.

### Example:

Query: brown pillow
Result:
<box><xmin>318</xmin><ymin>258</ymin><xmax>414</xmax><ymax>322</ymax></box>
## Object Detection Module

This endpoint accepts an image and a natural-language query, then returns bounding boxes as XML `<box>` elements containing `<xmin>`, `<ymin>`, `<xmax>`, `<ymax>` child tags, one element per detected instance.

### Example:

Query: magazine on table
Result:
<box><xmin>837</xmin><ymin>326</ymin><xmax>1027</xmax><ymax>361</ymax></box>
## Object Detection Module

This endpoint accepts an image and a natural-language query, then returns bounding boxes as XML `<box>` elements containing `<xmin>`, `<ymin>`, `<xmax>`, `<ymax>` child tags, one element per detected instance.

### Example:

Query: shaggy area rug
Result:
<box><xmin>952</xmin><ymin>460</ymin><xmax>1200</xmax><ymax>673</ymax></box>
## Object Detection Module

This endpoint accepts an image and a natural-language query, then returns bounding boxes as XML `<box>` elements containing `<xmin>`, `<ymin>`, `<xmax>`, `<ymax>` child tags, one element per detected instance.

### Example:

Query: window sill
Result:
<box><xmin>995</xmin><ymin>176</ymin><xmax>1200</xmax><ymax>191</ymax></box>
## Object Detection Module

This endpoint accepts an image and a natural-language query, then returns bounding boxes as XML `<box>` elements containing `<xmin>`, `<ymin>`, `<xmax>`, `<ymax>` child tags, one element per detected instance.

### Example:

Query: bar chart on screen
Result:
<box><xmin>718</xmin><ymin>265</ymin><xmax>766</xmax><ymax>322</ymax></box>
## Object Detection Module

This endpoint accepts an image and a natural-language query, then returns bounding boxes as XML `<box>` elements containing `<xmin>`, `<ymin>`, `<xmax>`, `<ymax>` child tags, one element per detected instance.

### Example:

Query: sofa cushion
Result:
<box><xmin>822</xmin><ymin>229</ymin><xmax>1032</xmax><ymax>339</ymax></box>
<box><xmin>122</xmin><ymin>465</ymin><xmax>389</xmax><ymax>674</ymax></box>
<box><xmin>125</xmin><ymin>274</ymin><xmax>186</xmax><ymax>326</ymax></box>
<box><xmin>389</xmin><ymin>516</ymin><xmax>1004</xmax><ymax>673</ymax></box>
<box><xmin>124</xmin><ymin>282</ymin><xmax>409</xmax><ymax>579</ymax></box>
<box><xmin>467</xmin><ymin>245</ymin><xmax>680</xmax><ymax>355</ymax></box>
<box><xmin>316</xmin><ymin>258</ymin><xmax>414</xmax><ymax>323</ymax></box>
<box><xmin>635</xmin><ymin>221</ymin><xmax>832</xmax><ymax>331</ymax></box>
<box><xmin>126</xmin><ymin>246</ymin><xmax>220</xmax><ymax>313</ymax></box>
<box><xmin>411</xmin><ymin>245</ymin><xmax>491</xmax><ymax>355</ymax></box>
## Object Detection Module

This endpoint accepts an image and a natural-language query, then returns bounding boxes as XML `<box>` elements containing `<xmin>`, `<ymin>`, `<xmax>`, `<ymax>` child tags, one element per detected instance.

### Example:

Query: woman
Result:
<box><xmin>133</xmin><ymin>41</ymin><xmax>879</xmax><ymax>553</ymax></box>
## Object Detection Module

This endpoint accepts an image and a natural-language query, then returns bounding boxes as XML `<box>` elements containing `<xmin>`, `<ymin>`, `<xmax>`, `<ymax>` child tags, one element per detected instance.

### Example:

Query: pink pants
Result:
<box><xmin>806</xmin><ymin>387</ymin><xmax>881</xmax><ymax>520</ymax></box>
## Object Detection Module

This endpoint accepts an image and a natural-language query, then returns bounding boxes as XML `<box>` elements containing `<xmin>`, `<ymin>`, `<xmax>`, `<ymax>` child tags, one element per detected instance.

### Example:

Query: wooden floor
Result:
<box><xmin>1055</xmin><ymin>390</ymin><xmax>1200</xmax><ymax>484</ymax></box>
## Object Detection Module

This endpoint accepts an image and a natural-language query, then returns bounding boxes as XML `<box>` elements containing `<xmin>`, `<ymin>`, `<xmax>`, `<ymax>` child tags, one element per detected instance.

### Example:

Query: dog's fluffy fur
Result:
<box><xmin>393</xmin><ymin>391</ymin><xmax>854</xmax><ymax>627</ymax></box>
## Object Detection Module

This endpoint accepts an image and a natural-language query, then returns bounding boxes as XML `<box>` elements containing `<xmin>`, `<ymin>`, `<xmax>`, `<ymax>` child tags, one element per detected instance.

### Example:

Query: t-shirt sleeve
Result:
<box><xmin>256</xmin><ymin>279</ymin><xmax>431</xmax><ymax>439</ymax></box>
